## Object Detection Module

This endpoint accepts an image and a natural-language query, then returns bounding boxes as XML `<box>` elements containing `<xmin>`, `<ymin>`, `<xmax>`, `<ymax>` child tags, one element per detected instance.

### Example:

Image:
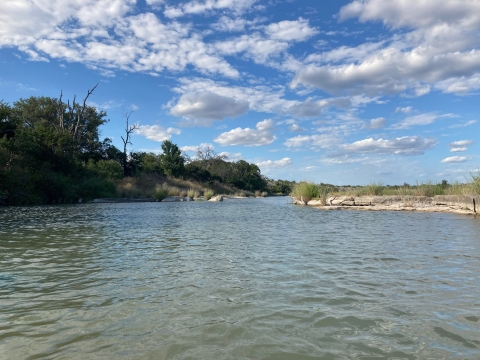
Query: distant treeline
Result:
<box><xmin>0</xmin><ymin>91</ymin><xmax>291</xmax><ymax>206</ymax></box>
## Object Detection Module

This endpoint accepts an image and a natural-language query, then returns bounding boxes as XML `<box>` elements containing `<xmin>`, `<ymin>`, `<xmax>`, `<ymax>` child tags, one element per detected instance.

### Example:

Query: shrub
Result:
<box><xmin>204</xmin><ymin>190</ymin><xmax>214</xmax><ymax>200</ymax></box>
<box><xmin>290</xmin><ymin>182</ymin><xmax>320</xmax><ymax>203</ymax></box>
<box><xmin>154</xmin><ymin>184</ymin><xmax>169</xmax><ymax>201</ymax></box>
<box><xmin>187</xmin><ymin>188</ymin><xmax>200</xmax><ymax>198</ymax></box>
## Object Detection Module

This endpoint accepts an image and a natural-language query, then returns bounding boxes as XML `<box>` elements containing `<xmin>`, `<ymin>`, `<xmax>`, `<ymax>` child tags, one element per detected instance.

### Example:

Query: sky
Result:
<box><xmin>0</xmin><ymin>0</ymin><xmax>479</xmax><ymax>185</ymax></box>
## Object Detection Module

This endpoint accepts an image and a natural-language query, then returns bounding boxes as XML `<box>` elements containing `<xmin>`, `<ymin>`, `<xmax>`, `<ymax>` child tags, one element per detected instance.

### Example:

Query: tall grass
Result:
<box><xmin>204</xmin><ymin>190</ymin><xmax>214</xmax><ymax>200</ymax></box>
<box><xmin>290</xmin><ymin>182</ymin><xmax>331</xmax><ymax>203</ymax></box>
<box><xmin>467</xmin><ymin>171</ymin><xmax>480</xmax><ymax>194</ymax></box>
<box><xmin>327</xmin><ymin>175</ymin><xmax>480</xmax><ymax>198</ymax></box>
<box><xmin>154</xmin><ymin>184</ymin><xmax>169</xmax><ymax>201</ymax></box>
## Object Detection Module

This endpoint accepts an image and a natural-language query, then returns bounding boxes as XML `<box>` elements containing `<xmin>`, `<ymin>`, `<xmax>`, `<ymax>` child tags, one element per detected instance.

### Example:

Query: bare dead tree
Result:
<box><xmin>121</xmin><ymin>110</ymin><xmax>138</xmax><ymax>176</ymax></box>
<box><xmin>56</xmin><ymin>84</ymin><xmax>98</xmax><ymax>138</ymax></box>
<box><xmin>73</xmin><ymin>84</ymin><xmax>98</xmax><ymax>140</ymax></box>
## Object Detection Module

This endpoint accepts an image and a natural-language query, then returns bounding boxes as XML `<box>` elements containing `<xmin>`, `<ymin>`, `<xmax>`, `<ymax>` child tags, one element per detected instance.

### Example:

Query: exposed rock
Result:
<box><xmin>327</xmin><ymin>196</ymin><xmax>354</xmax><ymax>206</ymax></box>
<box><xmin>292</xmin><ymin>197</ymin><xmax>307</xmax><ymax>205</ymax></box>
<box><xmin>433</xmin><ymin>195</ymin><xmax>479</xmax><ymax>211</ymax></box>
<box><xmin>208</xmin><ymin>195</ymin><xmax>224</xmax><ymax>202</ymax></box>
<box><xmin>292</xmin><ymin>194</ymin><xmax>479</xmax><ymax>216</ymax></box>
<box><xmin>307</xmin><ymin>199</ymin><xmax>325</xmax><ymax>206</ymax></box>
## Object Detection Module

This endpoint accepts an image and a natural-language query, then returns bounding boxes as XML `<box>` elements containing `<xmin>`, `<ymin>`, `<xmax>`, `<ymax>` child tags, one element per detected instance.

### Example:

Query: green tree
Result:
<box><xmin>159</xmin><ymin>140</ymin><xmax>185</xmax><ymax>177</ymax></box>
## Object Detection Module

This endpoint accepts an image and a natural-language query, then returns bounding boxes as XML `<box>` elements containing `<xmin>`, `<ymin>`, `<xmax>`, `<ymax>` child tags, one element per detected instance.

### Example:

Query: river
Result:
<box><xmin>1</xmin><ymin>197</ymin><xmax>480</xmax><ymax>359</ymax></box>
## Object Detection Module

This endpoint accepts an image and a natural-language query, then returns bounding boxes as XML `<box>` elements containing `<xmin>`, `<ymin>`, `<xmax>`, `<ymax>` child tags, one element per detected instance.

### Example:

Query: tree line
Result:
<box><xmin>0</xmin><ymin>90</ymin><xmax>283</xmax><ymax>206</ymax></box>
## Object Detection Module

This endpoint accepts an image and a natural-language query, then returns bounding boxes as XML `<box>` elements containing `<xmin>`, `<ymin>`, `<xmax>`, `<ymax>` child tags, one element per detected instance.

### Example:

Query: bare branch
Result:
<box><xmin>73</xmin><ymin>83</ymin><xmax>98</xmax><ymax>140</ymax></box>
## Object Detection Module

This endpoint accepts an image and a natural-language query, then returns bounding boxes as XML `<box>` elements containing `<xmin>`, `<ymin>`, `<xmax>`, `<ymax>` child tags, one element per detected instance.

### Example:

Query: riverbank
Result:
<box><xmin>292</xmin><ymin>195</ymin><xmax>479</xmax><ymax>216</ymax></box>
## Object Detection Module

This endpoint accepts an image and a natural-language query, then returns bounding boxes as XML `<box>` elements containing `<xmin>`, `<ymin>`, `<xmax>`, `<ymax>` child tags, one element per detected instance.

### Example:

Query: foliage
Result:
<box><xmin>154</xmin><ymin>184</ymin><xmax>169</xmax><ymax>201</ymax></box>
<box><xmin>0</xmin><ymin>93</ymin><xmax>272</xmax><ymax>206</ymax></box>
<box><xmin>204</xmin><ymin>190</ymin><xmax>214</xmax><ymax>200</ymax></box>
<box><xmin>160</xmin><ymin>140</ymin><xmax>185</xmax><ymax>177</ymax></box>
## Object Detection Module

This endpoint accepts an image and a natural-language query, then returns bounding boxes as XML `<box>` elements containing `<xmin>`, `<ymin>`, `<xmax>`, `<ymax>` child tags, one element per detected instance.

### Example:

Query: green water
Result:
<box><xmin>1</xmin><ymin>197</ymin><xmax>480</xmax><ymax>359</ymax></box>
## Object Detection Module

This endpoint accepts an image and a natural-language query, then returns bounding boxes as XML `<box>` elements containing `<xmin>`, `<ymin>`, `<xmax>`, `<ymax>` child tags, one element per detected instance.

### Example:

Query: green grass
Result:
<box><xmin>291</xmin><ymin>172</ymin><xmax>480</xmax><ymax>202</ymax></box>
<box><xmin>154</xmin><ymin>184</ymin><xmax>169</xmax><ymax>201</ymax></box>
<box><xmin>204</xmin><ymin>190</ymin><xmax>214</xmax><ymax>200</ymax></box>
<box><xmin>290</xmin><ymin>182</ymin><xmax>332</xmax><ymax>203</ymax></box>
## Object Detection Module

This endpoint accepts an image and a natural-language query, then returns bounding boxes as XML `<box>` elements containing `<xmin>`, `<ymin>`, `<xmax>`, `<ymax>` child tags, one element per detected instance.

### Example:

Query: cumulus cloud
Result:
<box><xmin>172</xmin><ymin>77</ymin><xmax>299</xmax><ymax>115</ymax></box>
<box><xmin>288</xmin><ymin>97</ymin><xmax>351</xmax><ymax>117</ymax></box>
<box><xmin>339</xmin><ymin>0</ymin><xmax>480</xmax><ymax>30</ymax></box>
<box><xmin>365</xmin><ymin>117</ymin><xmax>386</xmax><ymax>129</ymax></box>
<box><xmin>450</xmin><ymin>147</ymin><xmax>467</xmax><ymax>153</ymax></box>
<box><xmin>135</xmin><ymin>125</ymin><xmax>181</xmax><ymax>141</ymax></box>
<box><xmin>449</xmin><ymin>140</ymin><xmax>476</xmax><ymax>147</ymax></box>
<box><xmin>256</xmin><ymin>158</ymin><xmax>292</xmax><ymax>169</ymax></box>
<box><xmin>291</xmin><ymin>0</ymin><xmax>480</xmax><ymax>95</ymax></box>
<box><xmin>265</xmin><ymin>18</ymin><xmax>318</xmax><ymax>42</ymax></box>
<box><xmin>214</xmin><ymin>119</ymin><xmax>276</xmax><ymax>146</ymax></box>
<box><xmin>170</xmin><ymin>91</ymin><xmax>249</xmax><ymax>126</ymax></box>
<box><xmin>342</xmin><ymin>136</ymin><xmax>437</xmax><ymax>156</ymax></box>
<box><xmin>164</xmin><ymin>0</ymin><xmax>258</xmax><ymax>18</ymax></box>
<box><xmin>288</xmin><ymin>124</ymin><xmax>305</xmax><ymax>132</ymax></box>
<box><xmin>0</xmin><ymin>4</ymin><xmax>239</xmax><ymax>78</ymax></box>
<box><xmin>214</xmin><ymin>33</ymin><xmax>290</xmax><ymax>63</ymax></box>
<box><xmin>180</xmin><ymin>143</ymin><xmax>215</xmax><ymax>153</ymax></box>
<box><xmin>441</xmin><ymin>156</ymin><xmax>468</xmax><ymax>163</ymax></box>
<box><xmin>284</xmin><ymin>134</ymin><xmax>340</xmax><ymax>149</ymax></box>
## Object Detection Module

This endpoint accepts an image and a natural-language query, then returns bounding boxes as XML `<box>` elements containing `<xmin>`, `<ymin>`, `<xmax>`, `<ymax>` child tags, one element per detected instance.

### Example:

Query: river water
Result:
<box><xmin>1</xmin><ymin>197</ymin><xmax>480</xmax><ymax>359</ymax></box>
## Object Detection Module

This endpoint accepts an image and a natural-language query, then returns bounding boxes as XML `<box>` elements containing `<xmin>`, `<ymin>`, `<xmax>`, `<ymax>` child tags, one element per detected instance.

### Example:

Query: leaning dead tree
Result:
<box><xmin>56</xmin><ymin>84</ymin><xmax>98</xmax><ymax>140</ymax></box>
<box><xmin>121</xmin><ymin>110</ymin><xmax>138</xmax><ymax>176</ymax></box>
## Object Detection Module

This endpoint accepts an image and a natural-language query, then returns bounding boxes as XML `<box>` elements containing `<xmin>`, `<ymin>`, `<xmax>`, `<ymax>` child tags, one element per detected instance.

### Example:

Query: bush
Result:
<box><xmin>290</xmin><ymin>182</ymin><xmax>320</xmax><ymax>203</ymax></box>
<box><xmin>154</xmin><ymin>184</ymin><xmax>169</xmax><ymax>201</ymax></box>
<box><xmin>187</xmin><ymin>188</ymin><xmax>200</xmax><ymax>198</ymax></box>
<box><xmin>204</xmin><ymin>190</ymin><xmax>214</xmax><ymax>200</ymax></box>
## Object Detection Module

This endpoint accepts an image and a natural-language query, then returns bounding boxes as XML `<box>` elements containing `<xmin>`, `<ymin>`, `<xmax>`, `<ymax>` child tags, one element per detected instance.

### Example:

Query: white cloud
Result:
<box><xmin>135</xmin><ymin>125</ymin><xmax>181</xmax><ymax>141</ymax></box>
<box><xmin>284</xmin><ymin>134</ymin><xmax>340</xmax><ymax>149</ymax></box>
<box><xmin>391</xmin><ymin>113</ymin><xmax>455</xmax><ymax>130</ymax></box>
<box><xmin>215</xmin><ymin>33</ymin><xmax>289</xmax><ymax>63</ymax></box>
<box><xmin>288</xmin><ymin>124</ymin><xmax>305</xmax><ymax>132</ymax></box>
<box><xmin>366</xmin><ymin>117</ymin><xmax>386</xmax><ymax>129</ymax></box>
<box><xmin>256</xmin><ymin>158</ymin><xmax>292</xmax><ymax>169</ymax></box>
<box><xmin>214</xmin><ymin>119</ymin><xmax>276</xmax><ymax>146</ymax></box>
<box><xmin>449</xmin><ymin>120</ymin><xmax>477</xmax><ymax>128</ymax></box>
<box><xmin>395</xmin><ymin>106</ymin><xmax>412</xmax><ymax>113</ymax></box>
<box><xmin>170</xmin><ymin>91</ymin><xmax>249</xmax><ymax>126</ymax></box>
<box><xmin>180</xmin><ymin>143</ymin><xmax>215</xmax><ymax>153</ymax></box>
<box><xmin>292</xmin><ymin>0</ymin><xmax>480</xmax><ymax>96</ymax></box>
<box><xmin>173</xmin><ymin>77</ymin><xmax>299</xmax><ymax>115</ymax></box>
<box><xmin>339</xmin><ymin>0</ymin><xmax>480</xmax><ymax>30</ymax></box>
<box><xmin>164</xmin><ymin>0</ymin><xmax>258</xmax><ymax>18</ymax></box>
<box><xmin>342</xmin><ymin>136</ymin><xmax>437</xmax><ymax>156</ymax></box>
<box><xmin>448</xmin><ymin>140</ymin><xmax>476</xmax><ymax>147</ymax></box>
<box><xmin>0</xmin><ymin>5</ymin><xmax>239</xmax><ymax>78</ymax></box>
<box><xmin>441</xmin><ymin>156</ymin><xmax>468</xmax><ymax>163</ymax></box>
<box><xmin>265</xmin><ymin>18</ymin><xmax>318</xmax><ymax>42</ymax></box>
<box><xmin>288</xmin><ymin>97</ymin><xmax>351</xmax><ymax>117</ymax></box>
<box><xmin>450</xmin><ymin>147</ymin><xmax>467</xmax><ymax>153</ymax></box>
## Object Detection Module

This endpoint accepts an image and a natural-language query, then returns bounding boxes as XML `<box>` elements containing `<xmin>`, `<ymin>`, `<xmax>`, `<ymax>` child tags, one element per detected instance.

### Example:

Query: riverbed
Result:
<box><xmin>1</xmin><ymin>197</ymin><xmax>479</xmax><ymax>359</ymax></box>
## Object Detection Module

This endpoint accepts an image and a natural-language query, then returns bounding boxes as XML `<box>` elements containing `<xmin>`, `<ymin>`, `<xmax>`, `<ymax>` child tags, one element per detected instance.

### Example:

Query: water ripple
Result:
<box><xmin>1</xmin><ymin>198</ymin><xmax>480</xmax><ymax>359</ymax></box>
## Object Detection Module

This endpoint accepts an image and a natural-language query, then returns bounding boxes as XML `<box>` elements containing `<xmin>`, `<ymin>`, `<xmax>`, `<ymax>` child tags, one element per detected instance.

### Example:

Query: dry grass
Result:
<box><xmin>115</xmin><ymin>174</ymin><xmax>250</xmax><ymax>199</ymax></box>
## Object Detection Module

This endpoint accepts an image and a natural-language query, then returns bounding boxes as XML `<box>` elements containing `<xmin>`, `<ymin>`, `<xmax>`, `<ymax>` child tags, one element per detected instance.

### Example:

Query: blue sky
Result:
<box><xmin>1</xmin><ymin>0</ymin><xmax>479</xmax><ymax>185</ymax></box>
